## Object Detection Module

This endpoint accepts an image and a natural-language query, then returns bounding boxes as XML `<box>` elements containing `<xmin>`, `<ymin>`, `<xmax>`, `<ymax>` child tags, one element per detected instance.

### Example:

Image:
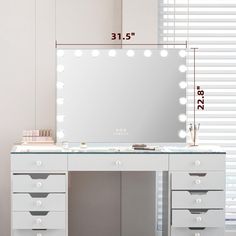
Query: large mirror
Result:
<box><xmin>57</xmin><ymin>49</ymin><xmax>186</xmax><ymax>143</ymax></box>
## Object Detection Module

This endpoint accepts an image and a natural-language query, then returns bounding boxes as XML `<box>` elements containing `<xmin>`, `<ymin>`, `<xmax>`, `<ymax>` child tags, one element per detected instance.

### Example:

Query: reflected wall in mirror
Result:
<box><xmin>57</xmin><ymin>49</ymin><xmax>186</xmax><ymax>143</ymax></box>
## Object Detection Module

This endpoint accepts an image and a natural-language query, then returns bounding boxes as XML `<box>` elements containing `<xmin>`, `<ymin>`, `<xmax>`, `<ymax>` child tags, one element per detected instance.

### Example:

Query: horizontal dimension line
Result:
<box><xmin>56</xmin><ymin>43</ymin><xmax>187</xmax><ymax>46</ymax></box>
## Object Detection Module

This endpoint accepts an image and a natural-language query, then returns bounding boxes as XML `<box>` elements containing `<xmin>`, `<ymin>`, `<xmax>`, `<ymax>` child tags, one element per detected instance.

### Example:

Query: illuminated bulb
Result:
<box><xmin>74</xmin><ymin>50</ymin><xmax>83</xmax><ymax>57</ymax></box>
<box><xmin>179</xmin><ymin>50</ymin><xmax>187</xmax><ymax>58</ymax></box>
<box><xmin>108</xmin><ymin>50</ymin><xmax>117</xmax><ymax>57</ymax></box>
<box><xmin>160</xmin><ymin>50</ymin><xmax>168</xmax><ymax>57</ymax></box>
<box><xmin>57</xmin><ymin>98</ymin><xmax>64</xmax><ymax>105</ymax></box>
<box><xmin>57</xmin><ymin>115</ymin><xmax>64</xmax><ymax>123</ymax></box>
<box><xmin>179</xmin><ymin>97</ymin><xmax>187</xmax><ymax>105</ymax></box>
<box><xmin>92</xmin><ymin>50</ymin><xmax>100</xmax><ymax>57</ymax></box>
<box><xmin>57</xmin><ymin>50</ymin><xmax>64</xmax><ymax>57</ymax></box>
<box><xmin>179</xmin><ymin>81</ymin><xmax>187</xmax><ymax>89</ymax></box>
<box><xmin>57</xmin><ymin>131</ymin><xmax>64</xmax><ymax>139</ymax></box>
<box><xmin>179</xmin><ymin>65</ymin><xmax>187</xmax><ymax>73</ymax></box>
<box><xmin>57</xmin><ymin>65</ymin><xmax>64</xmax><ymax>73</ymax></box>
<box><xmin>57</xmin><ymin>82</ymin><xmax>64</xmax><ymax>89</ymax></box>
<box><xmin>127</xmin><ymin>50</ymin><xmax>135</xmax><ymax>57</ymax></box>
<box><xmin>144</xmin><ymin>50</ymin><xmax>152</xmax><ymax>57</ymax></box>
<box><xmin>178</xmin><ymin>114</ymin><xmax>187</xmax><ymax>122</ymax></box>
<box><xmin>179</xmin><ymin>130</ymin><xmax>187</xmax><ymax>139</ymax></box>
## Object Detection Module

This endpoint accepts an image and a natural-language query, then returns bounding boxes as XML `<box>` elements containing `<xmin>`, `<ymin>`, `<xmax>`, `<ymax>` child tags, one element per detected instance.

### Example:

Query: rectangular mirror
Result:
<box><xmin>57</xmin><ymin>49</ymin><xmax>186</xmax><ymax>143</ymax></box>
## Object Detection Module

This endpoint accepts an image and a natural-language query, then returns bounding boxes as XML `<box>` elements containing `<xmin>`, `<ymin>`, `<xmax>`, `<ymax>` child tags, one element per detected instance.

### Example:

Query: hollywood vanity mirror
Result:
<box><xmin>56</xmin><ymin>49</ymin><xmax>186</xmax><ymax>144</ymax></box>
<box><xmin>56</xmin><ymin>49</ymin><xmax>187</xmax><ymax>236</ymax></box>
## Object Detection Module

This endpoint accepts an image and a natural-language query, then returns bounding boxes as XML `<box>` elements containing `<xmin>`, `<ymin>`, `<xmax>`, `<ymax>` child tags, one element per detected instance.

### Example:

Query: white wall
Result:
<box><xmin>0</xmin><ymin>0</ymin><xmax>158</xmax><ymax>235</ymax></box>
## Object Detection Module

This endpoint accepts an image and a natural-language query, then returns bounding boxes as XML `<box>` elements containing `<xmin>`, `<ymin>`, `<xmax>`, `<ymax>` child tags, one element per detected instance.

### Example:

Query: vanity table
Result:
<box><xmin>11</xmin><ymin>144</ymin><xmax>226</xmax><ymax>236</ymax></box>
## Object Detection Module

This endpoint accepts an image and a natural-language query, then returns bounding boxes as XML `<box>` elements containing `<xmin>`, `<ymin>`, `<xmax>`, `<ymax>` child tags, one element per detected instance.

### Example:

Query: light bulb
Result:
<box><xmin>179</xmin><ymin>97</ymin><xmax>187</xmax><ymax>105</ymax></box>
<box><xmin>179</xmin><ymin>130</ymin><xmax>187</xmax><ymax>139</ymax></box>
<box><xmin>57</xmin><ymin>131</ymin><xmax>64</xmax><ymax>139</ymax></box>
<box><xmin>144</xmin><ymin>50</ymin><xmax>152</xmax><ymax>57</ymax></box>
<box><xmin>178</xmin><ymin>114</ymin><xmax>187</xmax><ymax>122</ymax></box>
<box><xmin>74</xmin><ymin>50</ymin><xmax>83</xmax><ymax>57</ymax></box>
<box><xmin>127</xmin><ymin>50</ymin><xmax>135</xmax><ymax>57</ymax></box>
<box><xmin>57</xmin><ymin>65</ymin><xmax>64</xmax><ymax>73</ymax></box>
<box><xmin>57</xmin><ymin>82</ymin><xmax>64</xmax><ymax>89</ymax></box>
<box><xmin>57</xmin><ymin>98</ymin><xmax>64</xmax><ymax>105</ymax></box>
<box><xmin>57</xmin><ymin>50</ymin><xmax>64</xmax><ymax>57</ymax></box>
<box><xmin>179</xmin><ymin>65</ymin><xmax>187</xmax><ymax>73</ymax></box>
<box><xmin>179</xmin><ymin>81</ymin><xmax>187</xmax><ymax>89</ymax></box>
<box><xmin>57</xmin><ymin>115</ymin><xmax>64</xmax><ymax>123</ymax></box>
<box><xmin>92</xmin><ymin>50</ymin><xmax>100</xmax><ymax>57</ymax></box>
<box><xmin>108</xmin><ymin>50</ymin><xmax>117</xmax><ymax>57</ymax></box>
<box><xmin>160</xmin><ymin>50</ymin><xmax>168</xmax><ymax>57</ymax></box>
<box><xmin>179</xmin><ymin>50</ymin><xmax>187</xmax><ymax>58</ymax></box>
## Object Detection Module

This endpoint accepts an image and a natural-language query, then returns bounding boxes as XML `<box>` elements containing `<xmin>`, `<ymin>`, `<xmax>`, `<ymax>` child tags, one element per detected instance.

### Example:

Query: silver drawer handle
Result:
<box><xmin>115</xmin><ymin>160</ymin><xmax>122</xmax><ymax>166</ymax></box>
<box><xmin>36</xmin><ymin>182</ymin><xmax>43</xmax><ymax>188</ymax></box>
<box><xmin>36</xmin><ymin>233</ymin><xmax>43</xmax><ymax>236</ymax></box>
<box><xmin>36</xmin><ymin>200</ymin><xmax>42</xmax><ymax>207</ymax></box>
<box><xmin>195</xmin><ymin>179</ymin><xmax>201</xmax><ymax>185</ymax></box>
<box><xmin>36</xmin><ymin>160</ymin><xmax>42</xmax><ymax>167</ymax></box>
<box><xmin>196</xmin><ymin>216</ymin><xmax>202</xmax><ymax>222</ymax></box>
<box><xmin>195</xmin><ymin>233</ymin><xmax>201</xmax><ymax>236</ymax></box>
<box><xmin>195</xmin><ymin>198</ymin><xmax>202</xmax><ymax>204</ymax></box>
<box><xmin>194</xmin><ymin>160</ymin><xmax>201</xmax><ymax>166</ymax></box>
<box><xmin>35</xmin><ymin>218</ymin><xmax>42</xmax><ymax>225</ymax></box>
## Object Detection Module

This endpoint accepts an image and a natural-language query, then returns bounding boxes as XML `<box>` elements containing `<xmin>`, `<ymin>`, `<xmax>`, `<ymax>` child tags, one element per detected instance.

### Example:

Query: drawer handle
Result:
<box><xmin>36</xmin><ymin>182</ymin><xmax>43</xmax><ymax>188</ymax></box>
<box><xmin>36</xmin><ymin>200</ymin><xmax>43</xmax><ymax>207</ymax></box>
<box><xmin>194</xmin><ymin>160</ymin><xmax>201</xmax><ymax>166</ymax></box>
<box><xmin>194</xmin><ymin>179</ymin><xmax>201</xmax><ymax>185</ymax></box>
<box><xmin>36</xmin><ymin>160</ymin><xmax>42</xmax><ymax>167</ymax></box>
<box><xmin>35</xmin><ymin>218</ymin><xmax>42</xmax><ymax>225</ymax></box>
<box><xmin>115</xmin><ymin>160</ymin><xmax>122</xmax><ymax>166</ymax></box>
<box><xmin>196</xmin><ymin>216</ymin><xmax>202</xmax><ymax>222</ymax></box>
<box><xmin>195</xmin><ymin>198</ymin><xmax>202</xmax><ymax>204</ymax></box>
<box><xmin>195</xmin><ymin>233</ymin><xmax>201</xmax><ymax>236</ymax></box>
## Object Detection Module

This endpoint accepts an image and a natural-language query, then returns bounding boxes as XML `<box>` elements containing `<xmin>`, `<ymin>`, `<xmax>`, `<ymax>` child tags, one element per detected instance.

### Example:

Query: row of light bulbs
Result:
<box><xmin>57</xmin><ymin>49</ymin><xmax>187</xmax><ymax>58</ymax></box>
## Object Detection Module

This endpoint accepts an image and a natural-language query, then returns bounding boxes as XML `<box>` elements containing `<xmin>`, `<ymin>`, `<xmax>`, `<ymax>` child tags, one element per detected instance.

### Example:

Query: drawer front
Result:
<box><xmin>13</xmin><ymin>212</ymin><xmax>65</xmax><ymax>230</ymax></box>
<box><xmin>172</xmin><ymin>191</ymin><xmax>225</xmax><ymax>209</ymax></box>
<box><xmin>12</xmin><ymin>194</ymin><xmax>65</xmax><ymax>211</ymax></box>
<box><xmin>68</xmin><ymin>154</ymin><xmax>168</xmax><ymax>171</ymax></box>
<box><xmin>172</xmin><ymin>210</ymin><xmax>225</xmax><ymax>228</ymax></box>
<box><xmin>13</xmin><ymin>229</ymin><xmax>65</xmax><ymax>236</ymax></box>
<box><xmin>169</xmin><ymin>154</ymin><xmax>225</xmax><ymax>171</ymax></box>
<box><xmin>11</xmin><ymin>154</ymin><xmax>67</xmax><ymax>171</ymax></box>
<box><xmin>172</xmin><ymin>172</ymin><xmax>225</xmax><ymax>190</ymax></box>
<box><xmin>171</xmin><ymin>227</ymin><xmax>224</xmax><ymax>236</ymax></box>
<box><xmin>12</xmin><ymin>175</ymin><xmax>66</xmax><ymax>193</ymax></box>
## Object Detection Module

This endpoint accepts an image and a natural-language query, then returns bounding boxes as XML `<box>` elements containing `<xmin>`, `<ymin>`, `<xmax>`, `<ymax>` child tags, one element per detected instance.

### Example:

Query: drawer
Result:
<box><xmin>169</xmin><ymin>154</ymin><xmax>225</xmax><ymax>171</ymax></box>
<box><xmin>12</xmin><ymin>194</ymin><xmax>66</xmax><ymax>211</ymax></box>
<box><xmin>172</xmin><ymin>191</ymin><xmax>225</xmax><ymax>209</ymax></box>
<box><xmin>12</xmin><ymin>174</ymin><xmax>66</xmax><ymax>193</ymax></box>
<box><xmin>172</xmin><ymin>210</ymin><xmax>225</xmax><ymax>228</ymax></box>
<box><xmin>172</xmin><ymin>172</ymin><xmax>225</xmax><ymax>190</ymax></box>
<box><xmin>11</xmin><ymin>154</ymin><xmax>67</xmax><ymax>171</ymax></box>
<box><xmin>13</xmin><ymin>212</ymin><xmax>65</xmax><ymax>230</ymax></box>
<box><xmin>13</xmin><ymin>229</ymin><xmax>65</xmax><ymax>236</ymax></box>
<box><xmin>68</xmin><ymin>154</ymin><xmax>168</xmax><ymax>171</ymax></box>
<box><xmin>171</xmin><ymin>227</ymin><xmax>224</xmax><ymax>236</ymax></box>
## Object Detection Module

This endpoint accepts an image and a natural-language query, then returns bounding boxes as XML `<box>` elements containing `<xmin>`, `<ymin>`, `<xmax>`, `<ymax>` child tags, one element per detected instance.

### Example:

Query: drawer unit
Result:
<box><xmin>12</xmin><ymin>212</ymin><xmax>66</xmax><ymax>230</ymax></box>
<box><xmin>171</xmin><ymin>172</ymin><xmax>225</xmax><ymax>190</ymax></box>
<box><xmin>172</xmin><ymin>210</ymin><xmax>225</xmax><ymax>228</ymax></box>
<box><xmin>12</xmin><ymin>194</ymin><xmax>66</xmax><ymax>211</ymax></box>
<box><xmin>169</xmin><ymin>154</ymin><xmax>225</xmax><ymax>171</ymax></box>
<box><xmin>171</xmin><ymin>227</ymin><xmax>224</xmax><ymax>236</ymax></box>
<box><xmin>172</xmin><ymin>191</ymin><xmax>225</xmax><ymax>209</ymax></box>
<box><xmin>11</xmin><ymin>154</ymin><xmax>67</xmax><ymax>171</ymax></box>
<box><xmin>13</xmin><ymin>230</ymin><xmax>65</xmax><ymax>236</ymax></box>
<box><xmin>12</xmin><ymin>175</ymin><xmax>66</xmax><ymax>193</ymax></box>
<box><xmin>68</xmin><ymin>154</ymin><xmax>168</xmax><ymax>171</ymax></box>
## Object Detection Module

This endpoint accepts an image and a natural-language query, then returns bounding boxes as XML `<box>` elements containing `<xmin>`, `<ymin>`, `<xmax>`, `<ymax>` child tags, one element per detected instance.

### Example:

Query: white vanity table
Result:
<box><xmin>11</xmin><ymin>144</ymin><xmax>226</xmax><ymax>236</ymax></box>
